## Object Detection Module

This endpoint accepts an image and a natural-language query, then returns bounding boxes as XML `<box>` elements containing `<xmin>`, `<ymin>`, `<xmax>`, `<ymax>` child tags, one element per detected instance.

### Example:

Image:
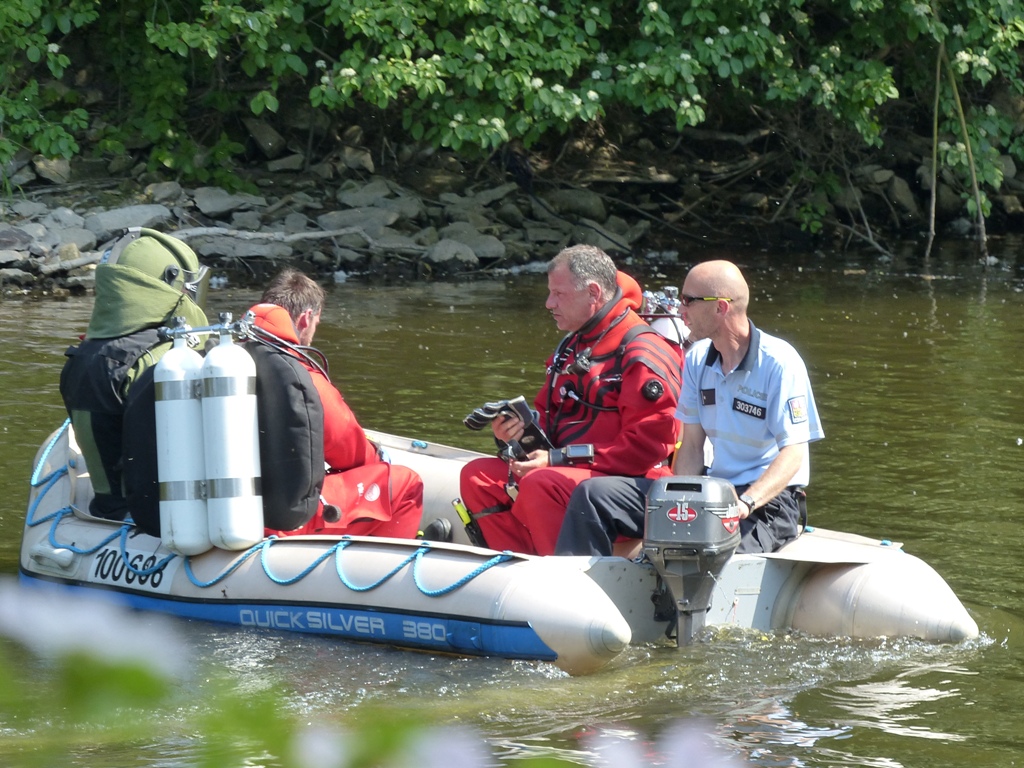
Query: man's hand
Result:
<box><xmin>509</xmin><ymin>448</ymin><xmax>549</xmax><ymax>479</ymax></box>
<box><xmin>492</xmin><ymin>413</ymin><xmax>525</xmax><ymax>443</ymax></box>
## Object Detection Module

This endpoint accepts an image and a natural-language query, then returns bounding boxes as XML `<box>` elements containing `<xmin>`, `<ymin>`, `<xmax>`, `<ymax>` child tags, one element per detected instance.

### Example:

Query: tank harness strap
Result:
<box><xmin>246</xmin><ymin>324</ymin><xmax>330</xmax><ymax>380</ymax></box>
<box><xmin>558</xmin><ymin>324</ymin><xmax>662</xmax><ymax>415</ymax></box>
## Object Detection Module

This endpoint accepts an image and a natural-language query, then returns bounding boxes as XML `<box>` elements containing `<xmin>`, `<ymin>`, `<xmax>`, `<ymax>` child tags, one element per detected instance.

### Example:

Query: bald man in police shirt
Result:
<box><xmin>556</xmin><ymin>259</ymin><xmax>824</xmax><ymax>556</ymax></box>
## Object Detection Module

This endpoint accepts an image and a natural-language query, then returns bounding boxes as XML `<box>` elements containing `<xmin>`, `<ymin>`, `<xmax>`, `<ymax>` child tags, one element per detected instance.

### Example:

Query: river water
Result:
<box><xmin>1</xmin><ymin>240</ymin><xmax>1023</xmax><ymax>767</ymax></box>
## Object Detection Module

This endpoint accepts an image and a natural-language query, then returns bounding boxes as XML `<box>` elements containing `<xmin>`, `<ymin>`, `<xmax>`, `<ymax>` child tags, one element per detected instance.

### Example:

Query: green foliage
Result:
<box><xmin>3</xmin><ymin>0</ymin><xmax>1024</xmax><ymax>226</ymax></box>
<box><xmin>0</xmin><ymin>0</ymin><xmax>98</xmax><ymax>171</ymax></box>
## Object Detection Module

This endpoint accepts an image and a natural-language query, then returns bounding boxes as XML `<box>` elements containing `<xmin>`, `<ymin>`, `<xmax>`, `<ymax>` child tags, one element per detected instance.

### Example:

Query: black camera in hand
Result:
<box><xmin>548</xmin><ymin>444</ymin><xmax>595</xmax><ymax>467</ymax></box>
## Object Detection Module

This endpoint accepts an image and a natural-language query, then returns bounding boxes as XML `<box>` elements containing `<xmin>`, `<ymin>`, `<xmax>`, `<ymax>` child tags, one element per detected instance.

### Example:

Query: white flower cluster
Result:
<box><xmin>953</xmin><ymin>48</ymin><xmax>992</xmax><ymax>74</ymax></box>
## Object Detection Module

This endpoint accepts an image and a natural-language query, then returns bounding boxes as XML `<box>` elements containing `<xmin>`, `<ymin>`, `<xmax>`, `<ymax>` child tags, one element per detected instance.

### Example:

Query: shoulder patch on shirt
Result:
<box><xmin>788</xmin><ymin>395</ymin><xmax>808</xmax><ymax>423</ymax></box>
<box><xmin>642</xmin><ymin>379</ymin><xmax>664</xmax><ymax>401</ymax></box>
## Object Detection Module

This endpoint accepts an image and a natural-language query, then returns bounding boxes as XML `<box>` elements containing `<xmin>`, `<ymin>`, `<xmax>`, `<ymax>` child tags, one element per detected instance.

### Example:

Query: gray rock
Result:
<box><xmin>1</xmin><ymin>149</ymin><xmax>32</xmax><ymax>179</ymax></box>
<box><xmin>337</xmin><ymin>177</ymin><xmax>394</xmax><ymax>208</ymax></box>
<box><xmin>438</xmin><ymin>222</ymin><xmax>505</xmax><ymax>260</ymax></box>
<box><xmin>10</xmin><ymin>201</ymin><xmax>48</xmax><ymax>219</ymax></box>
<box><xmin>58</xmin><ymin>227</ymin><xmax>98</xmax><ymax>251</ymax></box>
<box><xmin>42</xmin><ymin>207</ymin><xmax>85</xmax><ymax>229</ymax></box>
<box><xmin>267</xmin><ymin>153</ymin><xmax>305</xmax><ymax>173</ymax></box>
<box><xmin>243</xmin><ymin>118</ymin><xmax>286</xmax><ymax>159</ymax></box>
<box><xmin>831</xmin><ymin>186</ymin><xmax>863</xmax><ymax>213</ymax></box>
<box><xmin>192</xmin><ymin>187</ymin><xmax>267</xmax><ymax>217</ymax></box>
<box><xmin>444</xmin><ymin>205</ymin><xmax>493</xmax><ymax>230</ymax></box>
<box><xmin>997</xmin><ymin>194</ymin><xmax>1024</xmax><ymax>216</ymax></box>
<box><xmin>83</xmin><ymin>204</ymin><xmax>172</xmax><ymax>239</ymax></box>
<box><xmin>16</xmin><ymin>222</ymin><xmax>52</xmax><ymax>245</ymax></box>
<box><xmin>333</xmin><ymin>247</ymin><xmax>365</xmax><ymax>265</ymax></box>
<box><xmin>9</xmin><ymin>165</ymin><xmax>36</xmax><ymax>186</ymax></box>
<box><xmin>0</xmin><ymin>249</ymin><xmax>22</xmax><ymax>265</ymax></box>
<box><xmin>999</xmin><ymin>154</ymin><xmax>1017</xmax><ymax>181</ymax></box>
<box><xmin>342</xmin><ymin>146</ymin><xmax>375</xmax><ymax>173</ymax></box>
<box><xmin>107</xmin><ymin>154</ymin><xmax>135</xmax><ymax>175</ymax></box>
<box><xmin>525</xmin><ymin>224</ymin><xmax>572</xmax><ymax>243</ymax></box>
<box><xmin>571</xmin><ymin>218</ymin><xmax>631</xmax><ymax>254</ymax></box>
<box><xmin>282</xmin><ymin>212</ymin><xmax>309</xmax><ymax>233</ymax></box>
<box><xmin>495</xmin><ymin>202</ymin><xmax>525</xmax><ymax>227</ymax></box>
<box><xmin>316</xmin><ymin>207</ymin><xmax>398</xmax><ymax>237</ymax></box>
<box><xmin>191</xmin><ymin>235</ymin><xmax>293</xmax><ymax>259</ymax></box>
<box><xmin>888</xmin><ymin>175</ymin><xmax>922</xmax><ymax>220</ymax></box>
<box><xmin>542</xmin><ymin>188</ymin><xmax>607</xmax><ymax>221</ymax></box>
<box><xmin>473</xmin><ymin>183</ymin><xmax>519</xmax><ymax>207</ymax></box>
<box><xmin>373</xmin><ymin>232</ymin><xmax>423</xmax><ymax>255</ymax></box>
<box><xmin>935</xmin><ymin>183</ymin><xmax>963</xmax><ymax>218</ymax></box>
<box><xmin>231</xmin><ymin>211</ymin><xmax>263</xmax><ymax>231</ymax></box>
<box><xmin>32</xmin><ymin>156</ymin><xmax>72</xmax><ymax>184</ymax></box>
<box><xmin>0</xmin><ymin>226</ymin><xmax>33</xmax><ymax>249</ymax></box>
<box><xmin>145</xmin><ymin>181</ymin><xmax>183</xmax><ymax>203</ymax></box>
<box><xmin>374</xmin><ymin>194</ymin><xmax>425</xmax><ymax>222</ymax></box>
<box><xmin>424</xmin><ymin>239</ymin><xmax>479</xmax><ymax>266</ymax></box>
<box><xmin>413</xmin><ymin>226</ymin><xmax>439</xmax><ymax>247</ymax></box>
<box><xmin>0</xmin><ymin>267</ymin><xmax>35</xmax><ymax>285</ymax></box>
<box><xmin>55</xmin><ymin>242</ymin><xmax>81</xmax><ymax>261</ymax></box>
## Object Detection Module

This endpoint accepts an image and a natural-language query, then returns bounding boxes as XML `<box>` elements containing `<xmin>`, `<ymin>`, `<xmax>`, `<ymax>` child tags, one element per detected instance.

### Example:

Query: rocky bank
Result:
<box><xmin>4</xmin><ymin>118</ymin><xmax>1023</xmax><ymax>296</ymax></box>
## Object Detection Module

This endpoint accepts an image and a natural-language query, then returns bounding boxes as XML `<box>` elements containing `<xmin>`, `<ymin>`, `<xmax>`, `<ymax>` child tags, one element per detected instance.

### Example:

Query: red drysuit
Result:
<box><xmin>251</xmin><ymin>303</ymin><xmax>423</xmax><ymax>538</ymax></box>
<box><xmin>459</xmin><ymin>274</ymin><xmax>682</xmax><ymax>554</ymax></box>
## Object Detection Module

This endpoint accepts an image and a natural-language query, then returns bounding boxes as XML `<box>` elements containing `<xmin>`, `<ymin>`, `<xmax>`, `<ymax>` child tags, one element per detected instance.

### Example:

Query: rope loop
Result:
<box><xmin>30</xmin><ymin>419</ymin><xmax>71</xmax><ymax>487</ymax></box>
<box><xmin>334</xmin><ymin>539</ymin><xmax>428</xmax><ymax>592</ymax></box>
<box><xmin>185</xmin><ymin>542</ymin><xmax>264</xmax><ymax>588</ymax></box>
<box><xmin>47</xmin><ymin>513</ymin><xmax>123</xmax><ymax>555</ymax></box>
<box><xmin>412</xmin><ymin>549</ymin><xmax>514</xmax><ymax>597</ymax></box>
<box><xmin>118</xmin><ymin>527</ymin><xmax>176</xmax><ymax>576</ymax></box>
<box><xmin>259</xmin><ymin>538</ymin><xmax>340</xmax><ymax>585</ymax></box>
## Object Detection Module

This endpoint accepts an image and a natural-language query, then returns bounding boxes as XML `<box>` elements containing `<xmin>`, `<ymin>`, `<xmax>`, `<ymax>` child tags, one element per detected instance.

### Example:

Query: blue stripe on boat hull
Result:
<box><xmin>18</xmin><ymin>571</ymin><xmax>558</xmax><ymax>661</ymax></box>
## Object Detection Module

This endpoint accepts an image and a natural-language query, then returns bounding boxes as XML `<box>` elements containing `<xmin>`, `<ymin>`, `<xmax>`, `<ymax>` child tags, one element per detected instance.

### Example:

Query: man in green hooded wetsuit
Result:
<box><xmin>60</xmin><ymin>228</ymin><xmax>209</xmax><ymax>521</ymax></box>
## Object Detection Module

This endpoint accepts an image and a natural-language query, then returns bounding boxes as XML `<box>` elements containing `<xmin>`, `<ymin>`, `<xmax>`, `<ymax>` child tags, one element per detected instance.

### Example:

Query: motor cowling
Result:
<box><xmin>201</xmin><ymin>320</ymin><xmax>264</xmax><ymax>550</ymax></box>
<box><xmin>642</xmin><ymin>476</ymin><xmax>741</xmax><ymax>645</ymax></box>
<box><xmin>154</xmin><ymin>332</ymin><xmax>211</xmax><ymax>555</ymax></box>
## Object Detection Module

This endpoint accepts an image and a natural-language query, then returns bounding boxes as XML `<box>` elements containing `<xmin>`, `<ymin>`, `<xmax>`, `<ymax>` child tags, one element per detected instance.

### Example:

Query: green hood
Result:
<box><xmin>86</xmin><ymin>264</ymin><xmax>209</xmax><ymax>339</ymax></box>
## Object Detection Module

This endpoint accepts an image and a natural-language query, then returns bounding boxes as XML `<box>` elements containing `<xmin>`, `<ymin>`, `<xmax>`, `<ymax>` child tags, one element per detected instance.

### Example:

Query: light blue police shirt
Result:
<box><xmin>676</xmin><ymin>321</ymin><xmax>824</xmax><ymax>487</ymax></box>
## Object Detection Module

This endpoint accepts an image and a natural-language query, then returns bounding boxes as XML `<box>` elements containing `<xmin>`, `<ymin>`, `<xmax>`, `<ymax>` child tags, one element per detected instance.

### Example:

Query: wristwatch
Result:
<box><xmin>739</xmin><ymin>493</ymin><xmax>757</xmax><ymax>514</ymax></box>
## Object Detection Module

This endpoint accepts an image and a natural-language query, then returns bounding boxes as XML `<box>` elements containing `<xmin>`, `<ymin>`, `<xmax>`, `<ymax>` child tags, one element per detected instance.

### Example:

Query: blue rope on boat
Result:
<box><xmin>26</xmin><ymin>419</ymin><xmax>74</xmax><ymax>527</ymax></box>
<box><xmin>334</xmin><ymin>539</ymin><xmax>426</xmax><ymax>592</ymax></box>
<box><xmin>27</xmin><ymin>469</ymin><xmax>71</xmax><ymax>527</ymax></box>
<box><xmin>30</xmin><ymin>418</ymin><xmax>70</xmax><ymax>486</ymax></box>
<box><xmin>259</xmin><ymin>537</ymin><xmax>339</xmax><ymax>585</ymax></box>
<box><xmin>26</xmin><ymin>419</ymin><xmax>516</xmax><ymax>599</ymax></box>
<box><xmin>47</xmin><ymin>512</ymin><xmax>123</xmax><ymax>554</ymax></box>
<box><xmin>184</xmin><ymin>542</ymin><xmax>264</xmax><ymax>588</ymax></box>
<box><xmin>412</xmin><ymin>549</ymin><xmax>514</xmax><ymax>596</ymax></box>
<box><xmin>117</xmin><ymin>527</ymin><xmax>176</xmax><ymax>576</ymax></box>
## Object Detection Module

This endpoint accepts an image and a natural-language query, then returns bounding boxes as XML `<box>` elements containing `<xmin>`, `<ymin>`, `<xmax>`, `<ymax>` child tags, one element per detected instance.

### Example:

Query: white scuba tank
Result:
<box><xmin>201</xmin><ymin>325</ymin><xmax>264</xmax><ymax>549</ymax></box>
<box><xmin>649</xmin><ymin>315</ymin><xmax>690</xmax><ymax>347</ymax></box>
<box><xmin>154</xmin><ymin>333</ymin><xmax>211</xmax><ymax>555</ymax></box>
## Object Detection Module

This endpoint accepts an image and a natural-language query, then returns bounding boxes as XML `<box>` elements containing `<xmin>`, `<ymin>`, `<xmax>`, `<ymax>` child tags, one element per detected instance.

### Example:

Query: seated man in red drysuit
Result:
<box><xmin>252</xmin><ymin>268</ymin><xmax>423</xmax><ymax>538</ymax></box>
<box><xmin>458</xmin><ymin>245</ymin><xmax>683</xmax><ymax>555</ymax></box>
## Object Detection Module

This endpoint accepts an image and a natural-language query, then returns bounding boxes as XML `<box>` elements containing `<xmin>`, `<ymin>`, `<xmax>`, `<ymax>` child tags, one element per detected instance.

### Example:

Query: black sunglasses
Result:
<box><xmin>680</xmin><ymin>295</ymin><xmax>733</xmax><ymax>307</ymax></box>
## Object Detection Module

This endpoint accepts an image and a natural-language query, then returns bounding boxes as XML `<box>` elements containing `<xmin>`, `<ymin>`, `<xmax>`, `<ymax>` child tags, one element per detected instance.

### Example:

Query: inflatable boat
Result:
<box><xmin>19</xmin><ymin>419</ymin><xmax>979</xmax><ymax>675</ymax></box>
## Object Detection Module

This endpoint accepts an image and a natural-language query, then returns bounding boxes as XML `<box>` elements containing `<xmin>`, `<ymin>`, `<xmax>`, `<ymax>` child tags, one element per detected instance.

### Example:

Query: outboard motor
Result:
<box><xmin>642</xmin><ymin>476</ymin><xmax>741</xmax><ymax>645</ymax></box>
